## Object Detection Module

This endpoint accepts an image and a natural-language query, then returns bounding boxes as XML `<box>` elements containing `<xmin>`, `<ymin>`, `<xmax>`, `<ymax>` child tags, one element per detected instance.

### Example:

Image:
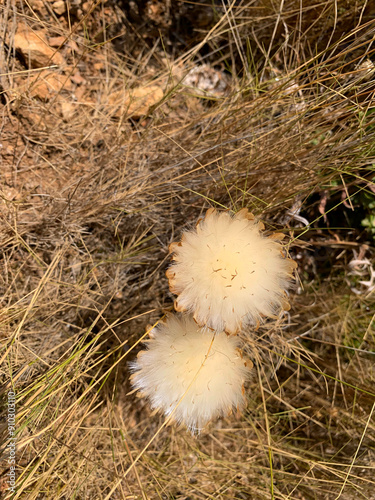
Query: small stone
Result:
<box><xmin>53</xmin><ymin>0</ymin><xmax>66</xmax><ymax>15</ymax></box>
<box><xmin>60</xmin><ymin>101</ymin><xmax>75</xmax><ymax>121</ymax></box>
<box><xmin>27</xmin><ymin>70</ymin><xmax>71</xmax><ymax>100</ymax></box>
<box><xmin>28</xmin><ymin>0</ymin><xmax>45</xmax><ymax>10</ymax></box>
<box><xmin>14</xmin><ymin>23</ymin><xmax>65</xmax><ymax>68</ymax></box>
<box><xmin>48</xmin><ymin>36</ymin><xmax>67</xmax><ymax>47</ymax></box>
<box><xmin>108</xmin><ymin>84</ymin><xmax>163</xmax><ymax>118</ymax></box>
<box><xmin>49</xmin><ymin>36</ymin><xmax>79</xmax><ymax>54</ymax></box>
<box><xmin>70</xmin><ymin>70</ymin><xmax>86</xmax><ymax>85</ymax></box>
<box><xmin>93</xmin><ymin>61</ymin><xmax>105</xmax><ymax>71</ymax></box>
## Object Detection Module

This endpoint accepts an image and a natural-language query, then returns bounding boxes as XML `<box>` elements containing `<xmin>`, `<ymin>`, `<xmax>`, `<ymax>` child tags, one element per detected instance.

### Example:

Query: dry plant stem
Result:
<box><xmin>15</xmin><ymin>314</ymin><xmax>163</xmax><ymax>450</ymax></box>
<box><xmin>334</xmin><ymin>402</ymin><xmax>375</xmax><ymax>499</ymax></box>
<box><xmin>256</xmin><ymin>359</ymin><xmax>275</xmax><ymax>499</ymax></box>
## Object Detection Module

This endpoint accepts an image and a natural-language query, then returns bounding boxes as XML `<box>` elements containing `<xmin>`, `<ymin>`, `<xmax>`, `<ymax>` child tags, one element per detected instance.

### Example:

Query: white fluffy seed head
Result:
<box><xmin>167</xmin><ymin>208</ymin><xmax>296</xmax><ymax>334</ymax></box>
<box><xmin>130</xmin><ymin>314</ymin><xmax>249</xmax><ymax>432</ymax></box>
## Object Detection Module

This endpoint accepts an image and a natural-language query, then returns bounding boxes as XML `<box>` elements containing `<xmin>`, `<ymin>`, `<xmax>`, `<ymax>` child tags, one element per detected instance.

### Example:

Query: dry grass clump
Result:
<box><xmin>1</xmin><ymin>0</ymin><xmax>375</xmax><ymax>498</ymax></box>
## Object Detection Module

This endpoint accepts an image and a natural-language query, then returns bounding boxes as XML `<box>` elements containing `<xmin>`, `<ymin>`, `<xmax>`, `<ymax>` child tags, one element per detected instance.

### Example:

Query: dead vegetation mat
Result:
<box><xmin>1</xmin><ymin>1</ymin><xmax>375</xmax><ymax>499</ymax></box>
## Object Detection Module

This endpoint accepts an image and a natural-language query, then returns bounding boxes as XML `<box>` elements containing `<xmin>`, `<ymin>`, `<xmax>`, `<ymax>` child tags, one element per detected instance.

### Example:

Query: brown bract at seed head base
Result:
<box><xmin>166</xmin><ymin>208</ymin><xmax>297</xmax><ymax>334</ymax></box>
